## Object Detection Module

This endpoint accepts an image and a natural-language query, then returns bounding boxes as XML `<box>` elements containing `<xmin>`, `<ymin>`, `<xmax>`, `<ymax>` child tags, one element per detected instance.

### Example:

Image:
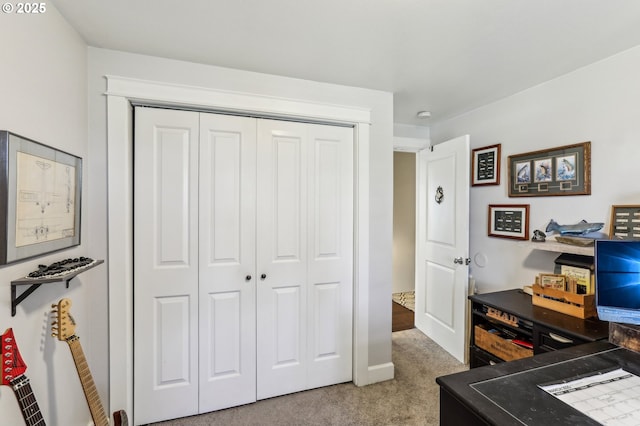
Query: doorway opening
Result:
<box><xmin>392</xmin><ymin>151</ymin><xmax>416</xmax><ymax>332</ymax></box>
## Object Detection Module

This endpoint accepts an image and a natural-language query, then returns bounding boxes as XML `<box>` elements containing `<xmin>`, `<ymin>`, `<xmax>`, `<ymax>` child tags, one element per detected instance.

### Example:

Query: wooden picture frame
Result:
<box><xmin>539</xmin><ymin>273</ymin><xmax>566</xmax><ymax>290</ymax></box>
<box><xmin>507</xmin><ymin>142</ymin><xmax>591</xmax><ymax>197</ymax></box>
<box><xmin>472</xmin><ymin>143</ymin><xmax>501</xmax><ymax>186</ymax></box>
<box><xmin>488</xmin><ymin>204</ymin><xmax>530</xmax><ymax>240</ymax></box>
<box><xmin>0</xmin><ymin>131</ymin><xmax>82</xmax><ymax>265</ymax></box>
<box><xmin>609</xmin><ymin>205</ymin><xmax>640</xmax><ymax>240</ymax></box>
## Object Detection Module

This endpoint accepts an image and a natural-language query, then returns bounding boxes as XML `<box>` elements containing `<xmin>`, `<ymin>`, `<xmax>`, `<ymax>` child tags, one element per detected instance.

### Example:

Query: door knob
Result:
<box><xmin>246</xmin><ymin>275</ymin><xmax>252</xmax><ymax>281</ymax></box>
<box><xmin>261</xmin><ymin>273</ymin><xmax>267</xmax><ymax>280</ymax></box>
<box><xmin>454</xmin><ymin>257</ymin><xmax>464</xmax><ymax>265</ymax></box>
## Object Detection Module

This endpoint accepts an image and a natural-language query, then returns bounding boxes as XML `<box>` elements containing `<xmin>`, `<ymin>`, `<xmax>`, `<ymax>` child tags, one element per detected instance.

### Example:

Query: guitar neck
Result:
<box><xmin>10</xmin><ymin>375</ymin><xmax>46</xmax><ymax>426</ymax></box>
<box><xmin>66</xmin><ymin>336</ymin><xmax>109</xmax><ymax>426</ymax></box>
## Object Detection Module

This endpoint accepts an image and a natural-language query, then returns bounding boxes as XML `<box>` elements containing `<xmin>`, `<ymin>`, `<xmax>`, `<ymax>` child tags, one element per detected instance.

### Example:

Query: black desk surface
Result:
<box><xmin>437</xmin><ymin>341</ymin><xmax>640</xmax><ymax>425</ymax></box>
<box><xmin>470</xmin><ymin>289</ymin><xmax>609</xmax><ymax>342</ymax></box>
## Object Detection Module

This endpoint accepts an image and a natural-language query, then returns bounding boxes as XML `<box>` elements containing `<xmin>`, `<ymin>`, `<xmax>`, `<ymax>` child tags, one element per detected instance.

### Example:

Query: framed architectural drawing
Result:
<box><xmin>507</xmin><ymin>142</ymin><xmax>591</xmax><ymax>197</ymax></box>
<box><xmin>472</xmin><ymin>143</ymin><xmax>501</xmax><ymax>186</ymax></box>
<box><xmin>488</xmin><ymin>204</ymin><xmax>530</xmax><ymax>240</ymax></box>
<box><xmin>0</xmin><ymin>131</ymin><xmax>82</xmax><ymax>265</ymax></box>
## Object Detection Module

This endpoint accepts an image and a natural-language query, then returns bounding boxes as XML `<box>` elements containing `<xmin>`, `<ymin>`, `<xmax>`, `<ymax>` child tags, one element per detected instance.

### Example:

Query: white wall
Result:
<box><xmin>393</xmin><ymin>152</ymin><xmax>416</xmax><ymax>294</ymax></box>
<box><xmin>86</xmin><ymin>47</ymin><xmax>394</xmax><ymax>374</ymax></box>
<box><xmin>431</xmin><ymin>45</ymin><xmax>640</xmax><ymax>294</ymax></box>
<box><xmin>0</xmin><ymin>7</ymin><xmax>95</xmax><ymax>426</ymax></box>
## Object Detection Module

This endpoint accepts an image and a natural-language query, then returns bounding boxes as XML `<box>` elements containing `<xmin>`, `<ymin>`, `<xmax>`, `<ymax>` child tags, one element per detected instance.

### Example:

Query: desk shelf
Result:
<box><xmin>11</xmin><ymin>259</ymin><xmax>104</xmax><ymax>316</ymax></box>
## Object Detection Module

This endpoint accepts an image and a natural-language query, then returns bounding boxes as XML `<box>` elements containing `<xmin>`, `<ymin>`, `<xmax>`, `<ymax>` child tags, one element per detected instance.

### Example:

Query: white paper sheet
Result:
<box><xmin>539</xmin><ymin>368</ymin><xmax>640</xmax><ymax>425</ymax></box>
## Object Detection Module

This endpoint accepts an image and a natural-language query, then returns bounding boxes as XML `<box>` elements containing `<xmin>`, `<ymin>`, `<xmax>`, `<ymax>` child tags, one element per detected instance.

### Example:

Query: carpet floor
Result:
<box><xmin>151</xmin><ymin>328</ymin><xmax>467</xmax><ymax>426</ymax></box>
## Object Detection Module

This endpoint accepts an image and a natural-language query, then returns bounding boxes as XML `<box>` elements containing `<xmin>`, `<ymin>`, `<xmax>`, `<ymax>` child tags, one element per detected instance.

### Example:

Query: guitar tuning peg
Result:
<box><xmin>51</xmin><ymin>303</ymin><xmax>57</xmax><ymax>308</ymax></box>
<box><xmin>51</xmin><ymin>321</ymin><xmax>58</xmax><ymax>326</ymax></box>
<box><xmin>51</xmin><ymin>333</ymin><xmax>57</xmax><ymax>338</ymax></box>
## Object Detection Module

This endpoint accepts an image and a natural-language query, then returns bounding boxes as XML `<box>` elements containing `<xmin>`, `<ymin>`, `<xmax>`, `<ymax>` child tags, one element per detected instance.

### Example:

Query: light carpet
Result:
<box><xmin>151</xmin><ymin>328</ymin><xmax>467</xmax><ymax>426</ymax></box>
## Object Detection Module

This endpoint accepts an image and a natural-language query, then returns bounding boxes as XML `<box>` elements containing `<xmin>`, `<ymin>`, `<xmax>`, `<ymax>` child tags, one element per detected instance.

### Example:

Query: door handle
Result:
<box><xmin>454</xmin><ymin>257</ymin><xmax>471</xmax><ymax>265</ymax></box>
<box><xmin>261</xmin><ymin>273</ymin><xmax>267</xmax><ymax>280</ymax></box>
<box><xmin>246</xmin><ymin>275</ymin><xmax>252</xmax><ymax>281</ymax></box>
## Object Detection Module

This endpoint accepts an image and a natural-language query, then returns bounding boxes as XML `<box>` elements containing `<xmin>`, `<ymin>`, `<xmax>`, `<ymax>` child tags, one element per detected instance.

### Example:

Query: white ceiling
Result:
<box><xmin>51</xmin><ymin>0</ymin><xmax>640</xmax><ymax>126</ymax></box>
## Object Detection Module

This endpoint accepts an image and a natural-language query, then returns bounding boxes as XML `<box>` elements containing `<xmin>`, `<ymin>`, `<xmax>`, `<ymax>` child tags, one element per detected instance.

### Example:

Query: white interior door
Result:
<box><xmin>305</xmin><ymin>123</ymin><xmax>353</xmax><ymax>390</ymax></box>
<box><xmin>255</xmin><ymin>120</ymin><xmax>309</xmax><ymax>399</ymax></box>
<box><xmin>415</xmin><ymin>135</ymin><xmax>470</xmax><ymax>363</ymax></box>
<box><xmin>133</xmin><ymin>107</ymin><xmax>200</xmax><ymax>424</ymax></box>
<box><xmin>198</xmin><ymin>114</ymin><xmax>257</xmax><ymax>412</ymax></box>
<box><xmin>256</xmin><ymin>120</ymin><xmax>353</xmax><ymax>399</ymax></box>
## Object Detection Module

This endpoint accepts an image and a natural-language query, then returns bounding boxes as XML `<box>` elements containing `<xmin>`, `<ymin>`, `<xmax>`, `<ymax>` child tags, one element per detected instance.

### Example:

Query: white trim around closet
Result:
<box><xmin>105</xmin><ymin>75</ymin><xmax>373</xmax><ymax>418</ymax></box>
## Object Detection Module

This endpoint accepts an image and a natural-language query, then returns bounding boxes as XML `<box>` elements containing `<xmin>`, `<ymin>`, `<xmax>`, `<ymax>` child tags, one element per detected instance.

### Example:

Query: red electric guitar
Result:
<box><xmin>51</xmin><ymin>299</ymin><xmax>128</xmax><ymax>426</ymax></box>
<box><xmin>1</xmin><ymin>328</ymin><xmax>46</xmax><ymax>426</ymax></box>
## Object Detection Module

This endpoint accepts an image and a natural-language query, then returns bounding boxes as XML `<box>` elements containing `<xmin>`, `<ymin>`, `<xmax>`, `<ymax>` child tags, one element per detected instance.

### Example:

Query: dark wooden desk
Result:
<box><xmin>437</xmin><ymin>341</ymin><xmax>640</xmax><ymax>425</ymax></box>
<box><xmin>469</xmin><ymin>289</ymin><xmax>609</xmax><ymax>367</ymax></box>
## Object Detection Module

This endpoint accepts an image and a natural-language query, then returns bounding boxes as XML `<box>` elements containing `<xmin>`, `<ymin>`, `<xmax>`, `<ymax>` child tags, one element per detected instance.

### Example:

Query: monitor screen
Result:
<box><xmin>595</xmin><ymin>240</ymin><xmax>640</xmax><ymax>324</ymax></box>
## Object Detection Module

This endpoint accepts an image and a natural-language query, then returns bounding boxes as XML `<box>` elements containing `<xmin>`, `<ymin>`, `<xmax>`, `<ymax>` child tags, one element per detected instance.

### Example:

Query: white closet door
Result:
<box><xmin>256</xmin><ymin>120</ymin><xmax>309</xmax><ymax>399</ymax></box>
<box><xmin>198</xmin><ymin>113</ymin><xmax>257</xmax><ymax>412</ymax></box>
<box><xmin>305</xmin><ymin>124</ymin><xmax>353</xmax><ymax>389</ymax></box>
<box><xmin>256</xmin><ymin>120</ymin><xmax>354</xmax><ymax>399</ymax></box>
<box><xmin>133</xmin><ymin>107</ymin><xmax>200</xmax><ymax>424</ymax></box>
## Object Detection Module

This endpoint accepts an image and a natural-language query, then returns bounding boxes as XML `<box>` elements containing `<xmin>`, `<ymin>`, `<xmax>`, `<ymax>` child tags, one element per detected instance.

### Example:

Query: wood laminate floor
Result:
<box><xmin>392</xmin><ymin>301</ymin><xmax>415</xmax><ymax>332</ymax></box>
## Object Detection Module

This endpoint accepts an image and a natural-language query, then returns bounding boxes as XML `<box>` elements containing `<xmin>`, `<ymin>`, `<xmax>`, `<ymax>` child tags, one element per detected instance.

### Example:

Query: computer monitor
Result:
<box><xmin>595</xmin><ymin>240</ymin><xmax>640</xmax><ymax>324</ymax></box>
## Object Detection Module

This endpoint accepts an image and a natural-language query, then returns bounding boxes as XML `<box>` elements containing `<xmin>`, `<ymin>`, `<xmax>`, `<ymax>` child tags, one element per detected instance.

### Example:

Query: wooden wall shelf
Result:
<box><xmin>11</xmin><ymin>259</ymin><xmax>104</xmax><ymax>316</ymax></box>
<box><xmin>519</xmin><ymin>239</ymin><xmax>594</xmax><ymax>256</ymax></box>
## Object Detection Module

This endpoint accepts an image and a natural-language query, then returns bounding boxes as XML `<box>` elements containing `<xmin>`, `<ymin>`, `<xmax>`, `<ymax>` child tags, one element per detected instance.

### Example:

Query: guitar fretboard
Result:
<box><xmin>11</xmin><ymin>375</ymin><xmax>46</xmax><ymax>426</ymax></box>
<box><xmin>67</xmin><ymin>336</ymin><xmax>109</xmax><ymax>426</ymax></box>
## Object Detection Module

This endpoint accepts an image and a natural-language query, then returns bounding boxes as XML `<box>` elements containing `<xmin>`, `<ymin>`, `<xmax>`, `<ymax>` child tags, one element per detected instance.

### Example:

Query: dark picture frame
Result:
<box><xmin>507</xmin><ymin>142</ymin><xmax>591</xmax><ymax>197</ymax></box>
<box><xmin>471</xmin><ymin>143</ymin><xmax>501</xmax><ymax>186</ymax></box>
<box><xmin>609</xmin><ymin>205</ymin><xmax>640</xmax><ymax>240</ymax></box>
<box><xmin>0</xmin><ymin>131</ymin><xmax>82</xmax><ymax>265</ymax></box>
<box><xmin>488</xmin><ymin>204</ymin><xmax>530</xmax><ymax>240</ymax></box>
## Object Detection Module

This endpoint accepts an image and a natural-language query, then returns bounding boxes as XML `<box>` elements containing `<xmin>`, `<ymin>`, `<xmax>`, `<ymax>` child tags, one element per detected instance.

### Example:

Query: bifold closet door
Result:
<box><xmin>134</xmin><ymin>107</ymin><xmax>354</xmax><ymax>423</ymax></box>
<box><xmin>133</xmin><ymin>107</ymin><xmax>200</xmax><ymax>424</ymax></box>
<box><xmin>198</xmin><ymin>113</ymin><xmax>257</xmax><ymax>413</ymax></box>
<box><xmin>256</xmin><ymin>119</ymin><xmax>354</xmax><ymax>399</ymax></box>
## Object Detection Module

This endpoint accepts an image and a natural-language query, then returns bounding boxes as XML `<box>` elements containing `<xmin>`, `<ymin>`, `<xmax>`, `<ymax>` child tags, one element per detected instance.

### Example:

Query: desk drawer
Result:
<box><xmin>535</xmin><ymin>325</ymin><xmax>587</xmax><ymax>353</ymax></box>
<box><xmin>470</xmin><ymin>346</ymin><xmax>503</xmax><ymax>368</ymax></box>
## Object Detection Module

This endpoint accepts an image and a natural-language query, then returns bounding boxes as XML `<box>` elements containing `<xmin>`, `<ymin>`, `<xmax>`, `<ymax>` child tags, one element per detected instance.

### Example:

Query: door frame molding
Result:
<box><xmin>105</xmin><ymin>75</ymin><xmax>372</xmax><ymax>417</ymax></box>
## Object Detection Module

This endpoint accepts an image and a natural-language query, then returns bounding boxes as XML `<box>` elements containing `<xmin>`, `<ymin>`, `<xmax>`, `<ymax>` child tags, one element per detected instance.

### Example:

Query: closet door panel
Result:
<box><xmin>256</xmin><ymin>120</ymin><xmax>308</xmax><ymax>399</ymax></box>
<box><xmin>198</xmin><ymin>113</ymin><xmax>257</xmax><ymax>412</ymax></box>
<box><xmin>134</xmin><ymin>107</ymin><xmax>200</xmax><ymax>424</ymax></box>
<box><xmin>307</xmin><ymin>125</ymin><xmax>354</xmax><ymax>388</ymax></box>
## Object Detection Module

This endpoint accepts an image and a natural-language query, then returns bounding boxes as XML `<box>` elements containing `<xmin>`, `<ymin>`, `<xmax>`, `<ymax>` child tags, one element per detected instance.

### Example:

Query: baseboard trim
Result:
<box><xmin>366</xmin><ymin>362</ymin><xmax>395</xmax><ymax>385</ymax></box>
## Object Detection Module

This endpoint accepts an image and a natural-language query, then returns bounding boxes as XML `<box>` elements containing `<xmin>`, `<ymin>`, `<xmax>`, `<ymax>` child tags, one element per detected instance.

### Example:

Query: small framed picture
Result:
<box><xmin>539</xmin><ymin>273</ymin><xmax>567</xmax><ymax>290</ymax></box>
<box><xmin>488</xmin><ymin>204</ymin><xmax>530</xmax><ymax>240</ymax></box>
<box><xmin>471</xmin><ymin>144</ymin><xmax>501</xmax><ymax>186</ymax></box>
<box><xmin>609</xmin><ymin>205</ymin><xmax>640</xmax><ymax>240</ymax></box>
